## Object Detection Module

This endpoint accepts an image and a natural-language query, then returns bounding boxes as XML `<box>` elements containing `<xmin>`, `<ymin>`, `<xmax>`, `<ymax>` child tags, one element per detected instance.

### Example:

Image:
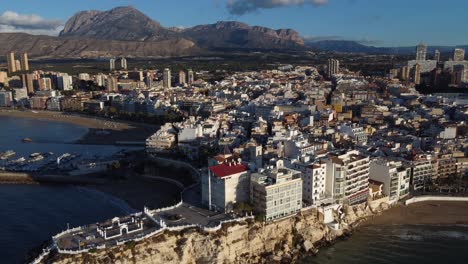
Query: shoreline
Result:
<box><xmin>0</xmin><ymin>109</ymin><xmax>157</xmax><ymax>145</ymax></box>
<box><xmin>361</xmin><ymin>201</ymin><xmax>468</xmax><ymax>227</ymax></box>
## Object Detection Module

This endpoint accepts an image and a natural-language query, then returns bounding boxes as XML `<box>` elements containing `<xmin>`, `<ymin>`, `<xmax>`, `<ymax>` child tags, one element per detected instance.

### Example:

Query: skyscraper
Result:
<box><xmin>121</xmin><ymin>57</ymin><xmax>127</xmax><ymax>70</ymax></box>
<box><xmin>21</xmin><ymin>73</ymin><xmax>34</xmax><ymax>94</ymax></box>
<box><xmin>434</xmin><ymin>49</ymin><xmax>440</xmax><ymax>62</ymax></box>
<box><xmin>110</xmin><ymin>58</ymin><xmax>116</xmax><ymax>71</ymax></box>
<box><xmin>107</xmin><ymin>76</ymin><xmax>118</xmax><ymax>92</ymax></box>
<box><xmin>400</xmin><ymin>66</ymin><xmax>410</xmax><ymax>81</ymax></box>
<box><xmin>416</xmin><ymin>42</ymin><xmax>427</xmax><ymax>61</ymax></box>
<box><xmin>179</xmin><ymin>70</ymin><xmax>186</xmax><ymax>85</ymax></box>
<box><xmin>21</xmin><ymin>53</ymin><xmax>29</xmax><ymax>71</ymax></box>
<box><xmin>15</xmin><ymin>60</ymin><xmax>21</xmax><ymax>71</ymax></box>
<box><xmin>57</xmin><ymin>74</ymin><xmax>71</xmax><ymax>91</ymax></box>
<box><xmin>327</xmin><ymin>59</ymin><xmax>340</xmax><ymax>77</ymax></box>
<box><xmin>413</xmin><ymin>64</ymin><xmax>421</xmax><ymax>85</ymax></box>
<box><xmin>453</xmin><ymin>48</ymin><xmax>465</xmax><ymax>62</ymax></box>
<box><xmin>187</xmin><ymin>69</ymin><xmax>194</xmax><ymax>84</ymax></box>
<box><xmin>7</xmin><ymin>52</ymin><xmax>16</xmax><ymax>74</ymax></box>
<box><xmin>163</xmin><ymin>68</ymin><xmax>171</xmax><ymax>88</ymax></box>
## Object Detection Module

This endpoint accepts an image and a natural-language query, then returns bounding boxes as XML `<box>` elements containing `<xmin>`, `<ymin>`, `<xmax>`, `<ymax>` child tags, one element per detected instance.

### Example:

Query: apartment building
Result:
<box><xmin>411</xmin><ymin>156</ymin><xmax>434</xmax><ymax>191</ymax></box>
<box><xmin>369</xmin><ymin>159</ymin><xmax>410</xmax><ymax>202</ymax></box>
<box><xmin>325</xmin><ymin>150</ymin><xmax>370</xmax><ymax>205</ymax></box>
<box><xmin>250</xmin><ymin>164</ymin><xmax>302</xmax><ymax>221</ymax></box>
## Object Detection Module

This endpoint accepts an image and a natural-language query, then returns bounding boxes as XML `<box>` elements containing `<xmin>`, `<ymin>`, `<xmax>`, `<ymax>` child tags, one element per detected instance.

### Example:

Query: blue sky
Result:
<box><xmin>0</xmin><ymin>0</ymin><xmax>467</xmax><ymax>47</ymax></box>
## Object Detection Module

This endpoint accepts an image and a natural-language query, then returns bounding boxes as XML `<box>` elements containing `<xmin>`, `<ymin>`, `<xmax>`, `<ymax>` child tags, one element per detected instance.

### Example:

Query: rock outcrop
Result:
<box><xmin>45</xmin><ymin>202</ymin><xmax>389</xmax><ymax>264</ymax></box>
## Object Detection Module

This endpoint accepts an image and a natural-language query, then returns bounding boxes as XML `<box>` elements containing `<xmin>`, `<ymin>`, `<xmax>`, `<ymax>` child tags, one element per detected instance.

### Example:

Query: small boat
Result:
<box><xmin>0</xmin><ymin>150</ymin><xmax>16</xmax><ymax>160</ymax></box>
<box><xmin>29</xmin><ymin>154</ymin><xmax>44</xmax><ymax>162</ymax></box>
<box><xmin>22</xmin><ymin>138</ymin><xmax>33</xmax><ymax>143</ymax></box>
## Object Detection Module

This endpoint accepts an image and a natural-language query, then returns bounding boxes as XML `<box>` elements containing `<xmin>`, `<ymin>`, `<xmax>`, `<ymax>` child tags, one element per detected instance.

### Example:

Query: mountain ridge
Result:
<box><xmin>59</xmin><ymin>6</ymin><xmax>304</xmax><ymax>50</ymax></box>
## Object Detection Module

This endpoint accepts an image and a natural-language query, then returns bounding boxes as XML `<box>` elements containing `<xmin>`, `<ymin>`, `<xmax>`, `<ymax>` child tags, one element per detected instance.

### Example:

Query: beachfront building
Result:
<box><xmin>411</xmin><ymin>156</ymin><xmax>435</xmax><ymax>191</ymax></box>
<box><xmin>303</xmin><ymin>162</ymin><xmax>329</xmax><ymax>205</ymax></box>
<box><xmin>0</xmin><ymin>90</ymin><xmax>13</xmax><ymax>107</ymax></box>
<box><xmin>284</xmin><ymin>156</ymin><xmax>330</xmax><ymax>205</ymax></box>
<box><xmin>250</xmin><ymin>162</ymin><xmax>302</xmax><ymax>221</ymax></box>
<box><xmin>201</xmin><ymin>160</ymin><xmax>250</xmax><ymax>212</ymax></box>
<box><xmin>369</xmin><ymin>159</ymin><xmax>410</xmax><ymax>203</ymax></box>
<box><xmin>325</xmin><ymin>150</ymin><xmax>370</xmax><ymax>205</ymax></box>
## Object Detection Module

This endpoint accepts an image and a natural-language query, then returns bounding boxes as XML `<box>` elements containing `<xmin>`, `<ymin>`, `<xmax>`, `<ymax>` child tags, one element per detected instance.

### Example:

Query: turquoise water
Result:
<box><xmin>304</xmin><ymin>225</ymin><xmax>468</xmax><ymax>264</ymax></box>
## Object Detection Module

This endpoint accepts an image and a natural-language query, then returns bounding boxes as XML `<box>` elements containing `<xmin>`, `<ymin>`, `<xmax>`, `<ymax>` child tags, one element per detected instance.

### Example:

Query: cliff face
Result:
<box><xmin>47</xmin><ymin>203</ymin><xmax>386</xmax><ymax>264</ymax></box>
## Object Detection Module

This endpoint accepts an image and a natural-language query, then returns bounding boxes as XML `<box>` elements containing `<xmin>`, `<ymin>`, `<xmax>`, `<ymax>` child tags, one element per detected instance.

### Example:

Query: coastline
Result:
<box><xmin>361</xmin><ymin>201</ymin><xmax>468</xmax><ymax>226</ymax></box>
<box><xmin>0</xmin><ymin>109</ymin><xmax>157</xmax><ymax>145</ymax></box>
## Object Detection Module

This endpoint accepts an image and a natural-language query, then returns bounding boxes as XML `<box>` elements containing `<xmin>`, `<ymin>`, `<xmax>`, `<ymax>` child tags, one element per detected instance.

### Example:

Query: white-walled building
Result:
<box><xmin>202</xmin><ymin>161</ymin><xmax>250</xmax><ymax>212</ymax></box>
<box><xmin>411</xmin><ymin>156</ymin><xmax>434</xmax><ymax>191</ymax></box>
<box><xmin>250</xmin><ymin>163</ymin><xmax>302</xmax><ymax>221</ymax></box>
<box><xmin>325</xmin><ymin>150</ymin><xmax>370</xmax><ymax>205</ymax></box>
<box><xmin>339</xmin><ymin>124</ymin><xmax>368</xmax><ymax>144</ymax></box>
<box><xmin>369</xmin><ymin>159</ymin><xmax>410</xmax><ymax>203</ymax></box>
<box><xmin>303</xmin><ymin>162</ymin><xmax>329</xmax><ymax>205</ymax></box>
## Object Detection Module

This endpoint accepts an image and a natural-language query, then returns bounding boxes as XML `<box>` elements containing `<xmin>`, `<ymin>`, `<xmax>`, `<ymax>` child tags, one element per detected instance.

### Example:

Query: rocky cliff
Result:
<box><xmin>44</xmin><ymin>202</ymin><xmax>388</xmax><ymax>264</ymax></box>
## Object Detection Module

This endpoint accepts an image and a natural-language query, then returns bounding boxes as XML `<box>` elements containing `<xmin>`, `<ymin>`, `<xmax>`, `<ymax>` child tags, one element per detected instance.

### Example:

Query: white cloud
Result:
<box><xmin>0</xmin><ymin>11</ymin><xmax>63</xmax><ymax>36</ymax></box>
<box><xmin>227</xmin><ymin>0</ymin><xmax>329</xmax><ymax>15</ymax></box>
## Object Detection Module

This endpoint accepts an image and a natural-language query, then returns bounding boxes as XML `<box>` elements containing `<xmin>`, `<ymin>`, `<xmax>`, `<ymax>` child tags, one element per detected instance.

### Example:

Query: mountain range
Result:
<box><xmin>0</xmin><ymin>6</ymin><xmax>304</xmax><ymax>59</ymax></box>
<box><xmin>0</xmin><ymin>6</ymin><xmax>465</xmax><ymax>59</ymax></box>
<box><xmin>305</xmin><ymin>40</ymin><xmax>468</xmax><ymax>55</ymax></box>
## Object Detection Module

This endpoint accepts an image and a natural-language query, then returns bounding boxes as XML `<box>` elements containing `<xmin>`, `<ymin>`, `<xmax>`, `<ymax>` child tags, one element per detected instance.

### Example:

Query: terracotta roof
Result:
<box><xmin>209</xmin><ymin>163</ymin><xmax>247</xmax><ymax>178</ymax></box>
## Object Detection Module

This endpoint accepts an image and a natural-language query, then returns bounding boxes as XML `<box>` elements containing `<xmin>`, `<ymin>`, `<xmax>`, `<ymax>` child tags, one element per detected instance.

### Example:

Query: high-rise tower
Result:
<box><xmin>434</xmin><ymin>49</ymin><xmax>440</xmax><ymax>62</ymax></box>
<box><xmin>416</xmin><ymin>42</ymin><xmax>427</xmax><ymax>61</ymax></box>
<box><xmin>163</xmin><ymin>68</ymin><xmax>171</xmax><ymax>88</ymax></box>
<box><xmin>7</xmin><ymin>52</ymin><xmax>16</xmax><ymax>74</ymax></box>
<box><xmin>453</xmin><ymin>48</ymin><xmax>465</xmax><ymax>62</ymax></box>
<box><xmin>327</xmin><ymin>59</ymin><xmax>340</xmax><ymax>77</ymax></box>
<box><xmin>120</xmin><ymin>57</ymin><xmax>127</xmax><ymax>70</ymax></box>
<box><xmin>21</xmin><ymin>52</ymin><xmax>29</xmax><ymax>71</ymax></box>
<box><xmin>110</xmin><ymin>58</ymin><xmax>116</xmax><ymax>71</ymax></box>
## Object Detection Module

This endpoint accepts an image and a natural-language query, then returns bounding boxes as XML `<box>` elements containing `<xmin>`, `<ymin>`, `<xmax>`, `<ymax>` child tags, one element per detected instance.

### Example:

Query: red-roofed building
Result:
<box><xmin>202</xmin><ymin>161</ymin><xmax>250</xmax><ymax>212</ymax></box>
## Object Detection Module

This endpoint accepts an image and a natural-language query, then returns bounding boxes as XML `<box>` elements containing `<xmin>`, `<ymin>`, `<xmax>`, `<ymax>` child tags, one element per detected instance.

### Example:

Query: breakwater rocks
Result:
<box><xmin>45</xmin><ymin>202</ymin><xmax>388</xmax><ymax>264</ymax></box>
<box><xmin>0</xmin><ymin>172</ymin><xmax>36</xmax><ymax>184</ymax></box>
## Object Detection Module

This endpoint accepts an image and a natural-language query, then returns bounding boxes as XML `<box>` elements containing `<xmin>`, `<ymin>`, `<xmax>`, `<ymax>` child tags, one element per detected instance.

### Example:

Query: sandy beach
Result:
<box><xmin>363</xmin><ymin>201</ymin><xmax>468</xmax><ymax>226</ymax></box>
<box><xmin>0</xmin><ymin>109</ymin><xmax>157</xmax><ymax>145</ymax></box>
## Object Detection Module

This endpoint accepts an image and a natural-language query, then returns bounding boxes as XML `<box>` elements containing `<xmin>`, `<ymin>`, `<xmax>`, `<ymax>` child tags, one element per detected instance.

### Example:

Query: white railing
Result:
<box><xmin>145</xmin><ymin>200</ymin><xmax>183</xmax><ymax>215</ymax></box>
<box><xmin>29</xmin><ymin>244</ymin><xmax>54</xmax><ymax>264</ymax></box>
<box><xmin>52</xmin><ymin>226</ymin><xmax>83</xmax><ymax>240</ymax></box>
<box><xmin>200</xmin><ymin>215</ymin><xmax>254</xmax><ymax>232</ymax></box>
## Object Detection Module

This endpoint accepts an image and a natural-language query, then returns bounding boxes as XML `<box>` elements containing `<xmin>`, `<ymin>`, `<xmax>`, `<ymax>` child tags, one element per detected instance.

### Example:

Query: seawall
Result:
<box><xmin>405</xmin><ymin>195</ymin><xmax>468</xmax><ymax>205</ymax></box>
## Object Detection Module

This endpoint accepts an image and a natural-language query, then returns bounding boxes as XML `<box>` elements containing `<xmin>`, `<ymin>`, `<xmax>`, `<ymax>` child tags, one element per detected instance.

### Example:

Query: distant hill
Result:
<box><xmin>0</xmin><ymin>33</ymin><xmax>199</xmax><ymax>59</ymax></box>
<box><xmin>306</xmin><ymin>40</ymin><xmax>468</xmax><ymax>55</ymax></box>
